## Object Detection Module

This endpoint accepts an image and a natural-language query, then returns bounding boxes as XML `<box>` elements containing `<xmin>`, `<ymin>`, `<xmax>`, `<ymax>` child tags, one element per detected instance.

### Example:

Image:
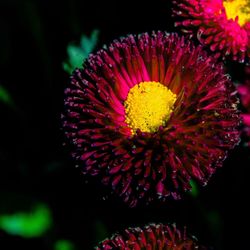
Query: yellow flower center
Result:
<box><xmin>124</xmin><ymin>81</ymin><xmax>176</xmax><ymax>134</ymax></box>
<box><xmin>223</xmin><ymin>0</ymin><xmax>250</xmax><ymax>26</ymax></box>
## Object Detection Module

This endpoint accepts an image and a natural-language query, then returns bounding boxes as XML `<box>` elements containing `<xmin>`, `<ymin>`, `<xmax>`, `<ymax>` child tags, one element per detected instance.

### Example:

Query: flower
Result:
<box><xmin>172</xmin><ymin>0</ymin><xmax>250</xmax><ymax>62</ymax></box>
<box><xmin>96</xmin><ymin>223</ymin><xmax>208</xmax><ymax>249</ymax></box>
<box><xmin>62</xmin><ymin>31</ymin><xmax>240</xmax><ymax>207</ymax></box>
<box><xmin>237</xmin><ymin>65</ymin><xmax>250</xmax><ymax>146</ymax></box>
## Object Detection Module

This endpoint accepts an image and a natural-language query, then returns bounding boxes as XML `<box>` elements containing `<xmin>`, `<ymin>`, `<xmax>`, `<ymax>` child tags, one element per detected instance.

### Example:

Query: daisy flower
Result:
<box><xmin>96</xmin><ymin>223</ymin><xmax>208</xmax><ymax>249</ymax></box>
<box><xmin>172</xmin><ymin>0</ymin><xmax>250</xmax><ymax>62</ymax></box>
<box><xmin>62</xmin><ymin>31</ymin><xmax>240</xmax><ymax>207</ymax></box>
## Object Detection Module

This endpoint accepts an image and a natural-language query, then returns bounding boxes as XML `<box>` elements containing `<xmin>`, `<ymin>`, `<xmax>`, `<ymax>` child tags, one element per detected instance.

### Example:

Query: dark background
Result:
<box><xmin>0</xmin><ymin>0</ymin><xmax>248</xmax><ymax>249</ymax></box>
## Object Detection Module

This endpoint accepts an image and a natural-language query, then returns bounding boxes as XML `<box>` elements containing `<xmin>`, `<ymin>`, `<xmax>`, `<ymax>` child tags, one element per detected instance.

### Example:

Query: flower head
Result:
<box><xmin>62</xmin><ymin>31</ymin><xmax>240</xmax><ymax>207</ymax></box>
<box><xmin>96</xmin><ymin>223</ymin><xmax>208</xmax><ymax>249</ymax></box>
<box><xmin>172</xmin><ymin>0</ymin><xmax>250</xmax><ymax>62</ymax></box>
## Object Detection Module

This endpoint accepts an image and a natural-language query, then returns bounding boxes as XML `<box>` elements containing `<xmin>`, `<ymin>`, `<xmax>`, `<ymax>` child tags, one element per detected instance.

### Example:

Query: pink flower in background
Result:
<box><xmin>62</xmin><ymin>31</ymin><xmax>240</xmax><ymax>207</ymax></box>
<box><xmin>237</xmin><ymin>66</ymin><xmax>250</xmax><ymax>146</ymax></box>
<box><xmin>96</xmin><ymin>223</ymin><xmax>208</xmax><ymax>249</ymax></box>
<box><xmin>172</xmin><ymin>0</ymin><xmax>250</xmax><ymax>62</ymax></box>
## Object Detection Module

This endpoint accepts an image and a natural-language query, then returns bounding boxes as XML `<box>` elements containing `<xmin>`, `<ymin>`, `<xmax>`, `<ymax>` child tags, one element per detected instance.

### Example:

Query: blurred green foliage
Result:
<box><xmin>54</xmin><ymin>240</ymin><xmax>75</xmax><ymax>250</ymax></box>
<box><xmin>0</xmin><ymin>85</ymin><xmax>14</xmax><ymax>107</ymax></box>
<box><xmin>0</xmin><ymin>204</ymin><xmax>52</xmax><ymax>238</ymax></box>
<box><xmin>63</xmin><ymin>30</ymin><xmax>100</xmax><ymax>74</ymax></box>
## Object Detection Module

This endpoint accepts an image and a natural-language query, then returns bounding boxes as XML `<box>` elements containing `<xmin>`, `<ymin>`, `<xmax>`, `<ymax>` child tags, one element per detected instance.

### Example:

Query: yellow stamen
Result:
<box><xmin>124</xmin><ymin>81</ymin><xmax>176</xmax><ymax>134</ymax></box>
<box><xmin>223</xmin><ymin>0</ymin><xmax>250</xmax><ymax>27</ymax></box>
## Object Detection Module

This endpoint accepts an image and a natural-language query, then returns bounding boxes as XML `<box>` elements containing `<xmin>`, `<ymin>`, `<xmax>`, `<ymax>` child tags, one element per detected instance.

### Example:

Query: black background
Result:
<box><xmin>0</xmin><ymin>0</ymin><xmax>248</xmax><ymax>249</ymax></box>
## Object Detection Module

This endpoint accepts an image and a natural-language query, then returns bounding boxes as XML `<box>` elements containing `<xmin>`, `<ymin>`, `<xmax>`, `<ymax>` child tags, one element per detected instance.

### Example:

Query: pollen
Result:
<box><xmin>223</xmin><ymin>0</ymin><xmax>250</xmax><ymax>27</ymax></box>
<box><xmin>124</xmin><ymin>81</ymin><xmax>176</xmax><ymax>134</ymax></box>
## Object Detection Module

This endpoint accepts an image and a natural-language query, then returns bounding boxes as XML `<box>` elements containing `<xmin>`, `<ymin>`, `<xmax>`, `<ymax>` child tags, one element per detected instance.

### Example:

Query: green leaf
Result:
<box><xmin>80</xmin><ymin>29</ymin><xmax>99</xmax><ymax>55</ymax></box>
<box><xmin>0</xmin><ymin>204</ymin><xmax>52</xmax><ymax>238</ymax></box>
<box><xmin>67</xmin><ymin>46</ymin><xmax>85</xmax><ymax>68</ymax></box>
<box><xmin>63</xmin><ymin>29</ymin><xmax>100</xmax><ymax>74</ymax></box>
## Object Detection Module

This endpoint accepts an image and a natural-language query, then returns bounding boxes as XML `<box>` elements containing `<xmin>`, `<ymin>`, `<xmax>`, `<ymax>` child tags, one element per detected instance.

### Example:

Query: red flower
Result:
<box><xmin>96</xmin><ymin>223</ymin><xmax>208</xmax><ymax>249</ymax></box>
<box><xmin>62</xmin><ymin>31</ymin><xmax>240</xmax><ymax>207</ymax></box>
<box><xmin>237</xmin><ymin>65</ymin><xmax>250</xmax><ymax>146</ymax></box>
<box><xmin>172</xmin><ymin>0</ymin><xmax>250</xmax><ymax>62</ymax></box>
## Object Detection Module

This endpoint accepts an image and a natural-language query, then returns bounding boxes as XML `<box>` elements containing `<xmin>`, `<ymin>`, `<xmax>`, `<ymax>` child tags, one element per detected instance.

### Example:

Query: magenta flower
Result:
<box><xmin>172</xmin><ymin>0</ymin><xmax>250</xmax><ymax>62</ymax></box>
<box><xmin>96</xmin><ymin>223</ymin><xmax>208</xmax><ymax>249</ymax></box>
<box><xmin>62</xmin><ymin>31</ymin><xmax>240</xmax><ymax>207</ymax></box>
<box><xmin>237</xmin><ymin>66</ymin><xmax>250</xmax><ymax>146</ymax></box>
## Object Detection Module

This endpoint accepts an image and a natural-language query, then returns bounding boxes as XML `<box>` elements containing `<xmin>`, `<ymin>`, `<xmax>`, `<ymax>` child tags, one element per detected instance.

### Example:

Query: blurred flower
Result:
<box><xmin>172</xmin><ymin>0</ymin><xmax>250</xmax><ymax>62</ymax></box>
<box><xmin>62</xmin><ymin>31</ymin><xmax>240</xmax><ymax>207</ymax></box>
<box><xmin>96</xmin><ymin>223</ymin><xmax>208</xmax><ymax>249</ymax></box>
<box><xmin>237</xmin><ymin>65</ymin><xmax>250</xmax><ymax>146</ymax></box>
